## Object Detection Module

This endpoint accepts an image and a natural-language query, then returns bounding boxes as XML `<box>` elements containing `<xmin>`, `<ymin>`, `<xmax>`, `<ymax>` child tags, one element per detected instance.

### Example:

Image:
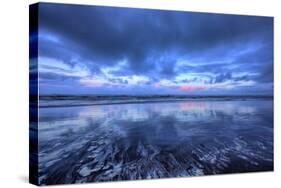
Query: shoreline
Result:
<box><xmin>38</xmin><ymin>96</ymin><xmax>273</xmax><ymax>108</ymax></box>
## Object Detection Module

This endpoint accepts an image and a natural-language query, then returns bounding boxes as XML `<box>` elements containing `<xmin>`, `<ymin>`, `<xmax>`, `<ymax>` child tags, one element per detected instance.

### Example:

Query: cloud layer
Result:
<box><xmin>35</xmin><ymin>3</ymin><xmax>273</xmax><ymax>95</ymax></box>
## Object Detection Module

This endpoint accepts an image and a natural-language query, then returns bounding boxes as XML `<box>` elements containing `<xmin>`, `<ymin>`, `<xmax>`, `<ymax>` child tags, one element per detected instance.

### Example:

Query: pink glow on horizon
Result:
<box><xmin>179</xmin><ymin>85</ymin><xmax>207</xmax><ymax>91</ymax></box>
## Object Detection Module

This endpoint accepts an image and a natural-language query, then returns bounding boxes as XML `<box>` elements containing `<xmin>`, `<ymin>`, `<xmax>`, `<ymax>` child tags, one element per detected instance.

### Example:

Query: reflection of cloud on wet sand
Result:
<box><xmin>79</xmin><ymin>104</ymin><xmax>151</xmax><ymax>122</ymax></box>
<box><xmin>38</xmin><ymin>99</ymin><xmax>273</xmax><ymax>185</ymax></box>
<box><xmin>76</xmin><ymin>100</ymin><xmax>258</xmax><ymax>125</ymax></box>
<box><xmin>179</xmin><ymin>102</ymin><xmax>207</xmax><ymax>111</ymax></box>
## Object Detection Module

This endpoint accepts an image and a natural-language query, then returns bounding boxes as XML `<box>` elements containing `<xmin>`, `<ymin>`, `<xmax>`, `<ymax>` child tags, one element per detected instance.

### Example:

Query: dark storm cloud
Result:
<box><xmin>36</xmin><ymin>2</ymin><xmax>273</xmax><ymax>95</ymax></box>
<box><xmin>39</xmin><ymin>3</ymin><xmax>272</xmax><ymax>71</ymax></box>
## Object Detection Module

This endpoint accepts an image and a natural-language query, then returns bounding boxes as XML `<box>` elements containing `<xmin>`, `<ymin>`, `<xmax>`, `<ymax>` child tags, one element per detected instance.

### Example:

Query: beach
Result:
<box><xmin>35</xmin><ymin>97</ymin><xmax>273</xmax><ymax>185</ymax></box>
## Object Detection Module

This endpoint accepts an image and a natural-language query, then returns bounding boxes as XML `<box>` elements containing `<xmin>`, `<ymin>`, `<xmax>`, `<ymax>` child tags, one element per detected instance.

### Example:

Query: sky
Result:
<box><xmin>32</xmin><ymin>3</ymin><xmax>273</xmax><ymax>96</ymax></box>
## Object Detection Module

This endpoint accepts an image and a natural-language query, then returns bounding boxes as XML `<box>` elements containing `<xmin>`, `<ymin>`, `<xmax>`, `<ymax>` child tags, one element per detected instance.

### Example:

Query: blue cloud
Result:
<box><xmin>35</xmin><ymin>3</ymin><xmax>273</xmax><ymax>96</ymax></box>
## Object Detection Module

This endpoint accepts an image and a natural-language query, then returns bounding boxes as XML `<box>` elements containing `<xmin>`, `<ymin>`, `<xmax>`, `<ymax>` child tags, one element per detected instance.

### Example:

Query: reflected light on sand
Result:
<box><xmin>179</xmin><ymin>102</ymin><xmax>207</xmax><ymax>111</ymax></box>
